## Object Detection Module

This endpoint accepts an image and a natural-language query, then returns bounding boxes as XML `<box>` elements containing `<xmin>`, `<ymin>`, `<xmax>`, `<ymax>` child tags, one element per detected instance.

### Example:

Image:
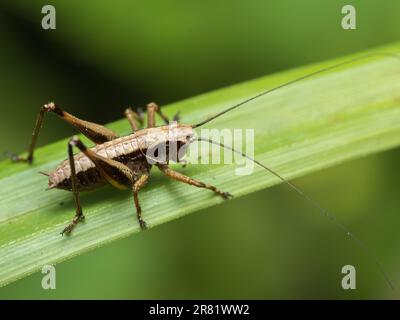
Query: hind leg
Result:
<box><xmin>60</xmin><ymin>135</ymin><xmax>133</xmax><ymax>235</ymax></box>
<box><xmin>8</xmin><ymin>102</ymin><xmax>119</xmax><ymax>164</ymax></box>
<box><xmin>60</xmin><ymin>137</ymin><xmax>86</xmax><ymax>235</ymax></box>
<box><xmin>66</xmin><ymin>136</ymin><xmax>152</xmax><ymax>231</ymax></box>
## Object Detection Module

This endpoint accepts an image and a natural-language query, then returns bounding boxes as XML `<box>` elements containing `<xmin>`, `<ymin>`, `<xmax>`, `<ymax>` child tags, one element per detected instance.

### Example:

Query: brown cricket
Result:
<box><xmin>8</xmin><ymin>52</ymin><xmax>399</xmax><ymax>289</ymax></box>
<box><xmin>9</xmin><ymin>102</ymin><xmax>232</xmax><ymax>234</ymax></box>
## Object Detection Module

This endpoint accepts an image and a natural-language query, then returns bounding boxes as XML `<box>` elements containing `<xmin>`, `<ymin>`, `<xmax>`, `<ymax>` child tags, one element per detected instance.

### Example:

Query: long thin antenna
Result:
<box><xmin>192</xmin><ymin>52</ymin><xmax>400</xmax><ymax>128</ymax></box>
<box><xmin>197</xmin><ymin>137</ymin><xmax>395</xmax><ymax>290</ymax></box>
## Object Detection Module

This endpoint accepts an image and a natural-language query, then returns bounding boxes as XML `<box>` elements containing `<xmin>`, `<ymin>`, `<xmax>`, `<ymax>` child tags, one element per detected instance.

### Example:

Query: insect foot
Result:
<box><xmin>60</xmin><ymin>214</ymin><xmax>85</xmax><ymax>236</ymax></box>
<box><xmin>4</xmin><ymin>151</ymin><xmax>28</xmax><ymax>163</ymax></box>
<box><xmin>139</xmin><ymin>219</ymin><xmax>147</xmax><ymax>230</ymax></box>
<box><xmin>221</xmin><ymin>191</ymin><xmax>234</xmax><ymax>200</ymax></box>
<box><xmin>5</xmin><ymin>151</ymin><xmax>32</xmax><ymax>164</ymax></box>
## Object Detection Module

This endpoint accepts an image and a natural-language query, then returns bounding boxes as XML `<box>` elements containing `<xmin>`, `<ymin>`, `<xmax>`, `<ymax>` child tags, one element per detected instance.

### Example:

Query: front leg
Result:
<box><xmin>156</xmin><ymin>164</ymin><xmax>233</xmax><ymax>199</ymax></box>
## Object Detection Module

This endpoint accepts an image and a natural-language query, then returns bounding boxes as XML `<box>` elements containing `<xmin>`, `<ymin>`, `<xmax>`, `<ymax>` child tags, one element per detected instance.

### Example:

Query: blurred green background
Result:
<box><xmin>0</xmin><ymin>0</ymin><xmax>399</xmax><ymax>299</ymax></box>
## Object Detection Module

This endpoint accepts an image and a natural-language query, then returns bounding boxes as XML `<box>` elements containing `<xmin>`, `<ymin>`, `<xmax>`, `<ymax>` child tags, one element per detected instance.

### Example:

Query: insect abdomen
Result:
<box><xmin>48</xmin><ymin>155</ymin><xmax>105</xmax><ymax>191</ymax></box>
<box><xmin>48</xmin><ymin>125</ymin><xmax>193</xmax><ymax>191</ymax></box>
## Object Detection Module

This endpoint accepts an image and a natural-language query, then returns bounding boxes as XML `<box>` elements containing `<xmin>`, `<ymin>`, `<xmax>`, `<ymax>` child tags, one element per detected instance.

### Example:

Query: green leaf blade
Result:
<box><xmin>1</xmin><ymin>43</ymin><xmax>400</xmax><ymax>286</ymax></box>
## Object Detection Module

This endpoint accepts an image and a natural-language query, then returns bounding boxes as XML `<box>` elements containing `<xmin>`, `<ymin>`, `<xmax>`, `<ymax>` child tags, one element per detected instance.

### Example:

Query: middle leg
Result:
<box><xmin>132</xmin><ymin>173</ymin><xmax>150</xmax><ymax>230</ymax></box>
